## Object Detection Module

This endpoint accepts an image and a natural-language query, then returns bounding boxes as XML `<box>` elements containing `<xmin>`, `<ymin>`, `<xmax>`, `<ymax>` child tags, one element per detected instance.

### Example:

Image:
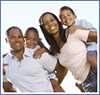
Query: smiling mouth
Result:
<box><xmin>50</xmin><ymin>26</ymin><xmax>57</xmax><ymax>31</ymax></box>
<box><xmin>15</xmin><ymin>43</ymin><xmax>21</xmax><ymax>46</ymax></box>
<box><xmin>51</xmin><ymin>26</ymin><xmax>55</xmax><ymax>30</ymax></box>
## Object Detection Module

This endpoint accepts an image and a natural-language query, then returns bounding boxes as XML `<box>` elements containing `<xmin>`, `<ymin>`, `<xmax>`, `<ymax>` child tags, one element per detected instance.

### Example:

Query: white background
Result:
<box><xmin>1</xmin><ymin>1</ymin><xmax>99</xmax><ymax>94</ymax></box>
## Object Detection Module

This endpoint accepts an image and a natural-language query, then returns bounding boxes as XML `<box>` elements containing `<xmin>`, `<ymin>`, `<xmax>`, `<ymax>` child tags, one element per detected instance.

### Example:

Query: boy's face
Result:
<box><xmin>60</xmin><ymin>9</ymin><xmax>76</xmax><ymax>27</ymax></box>
<box><xmin>7</xmin><ymin>28</ymin><xmax>24</xmax><ymax>52</ymax></box>
<box><xmin>25</xmin><ymin>31</ymin><xmax>38</xmax><ymax>49</ymax></box>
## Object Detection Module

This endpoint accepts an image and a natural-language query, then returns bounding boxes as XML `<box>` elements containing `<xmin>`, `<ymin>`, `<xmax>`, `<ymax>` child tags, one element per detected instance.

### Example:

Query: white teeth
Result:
<box><xmin>51</xmin><ymin>27</ymin><xmax>55</xmax><ymax>30</ymax></box>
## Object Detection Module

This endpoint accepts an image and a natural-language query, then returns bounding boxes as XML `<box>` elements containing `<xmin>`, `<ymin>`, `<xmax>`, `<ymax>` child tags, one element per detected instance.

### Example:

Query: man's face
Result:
<box><xmin>7</xmin><ymin>28</ymin><xmax>24</xmax><ymax>52</ymax></box>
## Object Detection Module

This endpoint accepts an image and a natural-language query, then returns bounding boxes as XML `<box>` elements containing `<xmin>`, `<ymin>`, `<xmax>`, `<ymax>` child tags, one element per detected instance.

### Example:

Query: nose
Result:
<box><xmin>63</xmin><ymin>17</ymin><xmax>69</xmax><ymax>24</ymax></box>
<box><xmin>48</xmin><ymin>21</ymin><xmax>53</xmax><ymax>27</ymax></box>
<box><xmin>14</xmin><ymin>37</ymin><xmax>21</xmax><ymax>43</ymax></box>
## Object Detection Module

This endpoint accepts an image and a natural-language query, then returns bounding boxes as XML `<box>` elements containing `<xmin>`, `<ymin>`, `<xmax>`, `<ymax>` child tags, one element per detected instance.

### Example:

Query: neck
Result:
<box><xmin>53</xmin><ymin>31</ymin><xmax>64</xmax><ymax>48</ymax></box>
<box><xmin>53</xmin><ymin>31</ymin><xmax>60</xmax><ymax>40</ymax></box>
<box><xmin>68</xmin><ymin>23</ymin><xmax>77</xmax><ymax>33</ymax></box>
<box><xmin>11</xmin><ymin>48</ymin><xmax>24</xmax><ymax>61</ymax></box>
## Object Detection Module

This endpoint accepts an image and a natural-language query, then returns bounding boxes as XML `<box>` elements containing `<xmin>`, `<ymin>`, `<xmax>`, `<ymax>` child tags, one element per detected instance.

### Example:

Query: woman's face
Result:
<box><xmin>60</xmin><ymin>9</ymin><xmax>76</xmax><ymax>27</ymax></box>
<box><xmin>42</xmin><ymin>14</ymin><xmax>59</xmax><ymax>35</ymax></box>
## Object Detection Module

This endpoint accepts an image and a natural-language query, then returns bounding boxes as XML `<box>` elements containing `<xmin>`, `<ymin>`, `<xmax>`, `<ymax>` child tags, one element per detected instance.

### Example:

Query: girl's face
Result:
<box><xmin>25</xmin><ymin>31</ymin><xmax>38</xmax><ymax>49</ymax></box>
<box><xmin>60</xmin><ymin>9</ymin><xmax>76</xmax><ymax>27</ymax></box>
<box><xmin>42</xmin><ymin>14</ymin><xmax>59</xmax><ymax>35</ymax></box>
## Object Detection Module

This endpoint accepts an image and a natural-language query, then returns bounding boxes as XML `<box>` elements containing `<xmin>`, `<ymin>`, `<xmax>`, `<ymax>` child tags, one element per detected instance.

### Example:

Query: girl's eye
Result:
<box><xmin>67</xmin><ymin>14</ymin><xmax>71</xmax><ymax>16</ymax></box>
<box><xmin>51</xmin><ymin>19</ymin><xmax>54</xmax><ymax>22</ymax></box>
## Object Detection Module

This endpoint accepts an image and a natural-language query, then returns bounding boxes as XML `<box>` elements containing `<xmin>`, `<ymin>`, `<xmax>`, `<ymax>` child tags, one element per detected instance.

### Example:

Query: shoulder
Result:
<box><xmin>3</xmin><ymin>53</ymin><xmax>8</xmax><ymax>58</ymax></box>
<box><xmin>76</xmin><ymin>19</ymin><xmax>90</xmax><ymax>25</ymax></box>
<box><xmin>74</xmin><ymin>29</ymin><xmax>90</xmax><ymax>37</ymax></box>
<box><xmin>75</xmin><ymin>19</ymin><xmax>92</xmax><ymax>28</ymax></box>
<box><xmin>3</xmin><ymin>53</ymin><xmax>10</xmax><ymax>64</ymax></box>
<box><xmin>3</xmin><ymin>53</ymin><xmax>11</xmax><ymax>60</ymax></box>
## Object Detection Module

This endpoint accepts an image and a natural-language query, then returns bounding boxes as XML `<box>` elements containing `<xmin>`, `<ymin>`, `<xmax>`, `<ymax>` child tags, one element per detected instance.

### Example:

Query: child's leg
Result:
<box><xmin>87</xmin><ymin>51</ymin><xmax>97</xmax><ymax>70</ymax></box>
<box><xmin>50</xmin><ymin>79</ymin><xmax>64</xmax><ymax>92</ymax></box>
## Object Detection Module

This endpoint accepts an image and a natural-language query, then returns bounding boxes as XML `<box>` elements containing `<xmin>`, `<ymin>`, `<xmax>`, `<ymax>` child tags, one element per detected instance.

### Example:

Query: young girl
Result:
<box><xmin>24</xmin><ymin>27</ymin><xmax>64</xmax><ymax>92</ymax></box>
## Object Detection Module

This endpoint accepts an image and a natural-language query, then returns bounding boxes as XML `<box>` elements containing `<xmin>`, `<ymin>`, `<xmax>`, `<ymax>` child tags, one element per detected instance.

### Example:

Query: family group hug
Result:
<box><xmin>3</xmin><ymin>6</ymin><xmax>97</xmax><ymax>93</ymax></box>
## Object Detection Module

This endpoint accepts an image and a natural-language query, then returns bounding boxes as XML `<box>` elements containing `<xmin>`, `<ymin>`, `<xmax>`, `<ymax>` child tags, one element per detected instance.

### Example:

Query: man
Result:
<box><xmin>3</xmin><ymin>26</ymin><xmax>57</xmax><ymax>92</ymax></box>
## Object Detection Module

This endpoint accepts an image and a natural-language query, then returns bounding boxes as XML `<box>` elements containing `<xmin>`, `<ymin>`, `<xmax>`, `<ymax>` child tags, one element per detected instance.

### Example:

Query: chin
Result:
<box><xmin>15</xmin><ymin>47</ymin><xmax>24</xmax><ymax>51</ymax></box>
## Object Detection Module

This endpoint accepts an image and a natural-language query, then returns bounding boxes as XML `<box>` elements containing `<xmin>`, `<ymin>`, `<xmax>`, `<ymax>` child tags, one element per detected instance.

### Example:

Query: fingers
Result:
<box><xmin>33</xmin><ymin>50</ymin><xmax>42</xmax><ymax>58</ymax></box>
<box><xmin>33</xmin><ymin>52</ymin><xmax>41</xmax><ymax>59</ymax></box>
<box><xmin>33</xmin><ymin>48</ymin><xmax>46</xmax><ymax>58</ymax></box>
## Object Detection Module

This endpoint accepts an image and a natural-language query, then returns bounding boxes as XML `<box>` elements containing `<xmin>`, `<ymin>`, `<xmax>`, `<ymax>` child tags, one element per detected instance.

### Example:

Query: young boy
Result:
<box><xmin>59</xmin><ymin>6</ymin><xmax>97</xmax><ymax>69</ymax></box>
<box><xmin>3</xmin><ymin>26</ymin><xmax>57</xmax><ymax>92</ymax></box>
<box><xmin>59</xmin><ymin>6</ymin><xmax>97</xmax><ymax>92</ymax></box>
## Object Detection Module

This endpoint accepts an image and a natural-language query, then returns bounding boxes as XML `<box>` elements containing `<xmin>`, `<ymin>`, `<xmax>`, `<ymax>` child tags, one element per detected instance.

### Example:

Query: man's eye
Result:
<box><xmin>18</xmin><ymin>36</ymin><xmax>22</xmax><ymax>38</ymax></box>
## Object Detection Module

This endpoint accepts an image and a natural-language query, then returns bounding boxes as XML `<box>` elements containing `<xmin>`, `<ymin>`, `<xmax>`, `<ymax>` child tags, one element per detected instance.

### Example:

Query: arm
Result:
<box><xmin>35</xmin><ymin>48</ymin><xmax>67</xmax><ymax>83</ymax></box>
<box><xmin>74</xmin><ymin>28</ymin><xmax>97</xmax><ymax>43</ymax></box>
<box><xmin>87</xmin><ymin>31</ymin><xmax>97</xmax><ymax>42</ymax></box>
<box><xmin>50</xmin><ymin>79</ymin><xmax>64</xmax><ymax>92</ymax></box>
<box><xmin>33</xmin><ymin>47</ymin><xmax>47</xmax><ymax>58</ymax></box>
<box><xmin>3</xmin><ymin>65</ymin><xmax>16</xmax><ymax>92</ymax></box>
<box><xmin>3</xmin><ymin>80</ymin><xmax>16</xmax><ymax>92</ymax></box>
<box><xmin>87</xmin><ymin>51</ymin><xmax>97</xmax><ymax>70</ymax></box>
<box><xmin>55</xmin><ymin>62</ymin><xmax>68</xmax><ymax>84</ymax></box>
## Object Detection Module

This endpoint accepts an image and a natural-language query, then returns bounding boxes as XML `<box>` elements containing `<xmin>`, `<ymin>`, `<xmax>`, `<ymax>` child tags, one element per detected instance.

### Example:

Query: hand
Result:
<box><xmin>3</xmin><ymin>81</ymin><xmax>16</xmax><ymax>92</ymax></box>
<box><xmin>88</xmin><ymin>31</ymin><xmax>97</xmax><ymax>42</ymax></box>
<box><xmin>33</xmin><ymin>48</ymin><xmax>47</xmax><ymax>58</ymax></box>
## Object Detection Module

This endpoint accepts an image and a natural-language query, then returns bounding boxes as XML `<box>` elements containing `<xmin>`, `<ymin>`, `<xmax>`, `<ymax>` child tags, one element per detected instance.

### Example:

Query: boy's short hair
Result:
<box><xmin>60</xmin><ymin>6</ymin><xmax>75</xmax><ymax>15</ymax></box>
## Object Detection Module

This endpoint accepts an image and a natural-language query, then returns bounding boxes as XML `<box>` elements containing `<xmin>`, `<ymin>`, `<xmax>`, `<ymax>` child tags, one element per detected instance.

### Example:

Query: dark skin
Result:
<box><xmin>3</xmin><ymin>81</ymin><xmax>16</xmax><ymax>92</ymax></box>
<box><xmin>3</xmin><ymin>64</ymin><xmax>16</xmax><ymax>92</ymax></box>
<box><xmin>87</xmin><ymin>31</ymin><xmax>97</xmax><ymax>42</ymax></box>
<box><xmin>50</xmin><ymin>79</ymin><xmax>64</xmax><ymax>92</ymax></box>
